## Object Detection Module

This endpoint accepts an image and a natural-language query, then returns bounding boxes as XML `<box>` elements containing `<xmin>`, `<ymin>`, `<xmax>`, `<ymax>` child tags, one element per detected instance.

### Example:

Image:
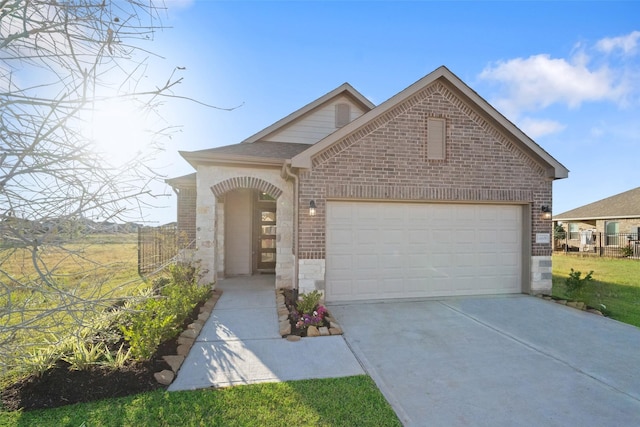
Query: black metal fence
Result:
<box><xmin>554</xmin><ymin>232</ymin><xmax>640</xmax><ymax>260</ymax></box>
<box><xmin>137</xmin><ymin>224</ymin><xmax>180</xmax><ymax>275</ymax></box>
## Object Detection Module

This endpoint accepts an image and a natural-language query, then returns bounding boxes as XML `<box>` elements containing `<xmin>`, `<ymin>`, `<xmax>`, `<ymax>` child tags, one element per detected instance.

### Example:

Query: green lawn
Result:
<box><xmin>552</xmin><ymin>254</ymin><xmax>640</xmax><ymax>327</ymax></box>
<box><xmin>0</xmin><ymin>376</ymin><xmax>401</xmax><ymax>427</ymax></box>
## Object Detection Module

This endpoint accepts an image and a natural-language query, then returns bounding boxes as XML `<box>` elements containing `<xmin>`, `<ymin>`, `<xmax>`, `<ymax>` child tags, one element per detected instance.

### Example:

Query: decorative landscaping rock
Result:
<box><xmin>540</xmin><ymin>293</ymin><xmax>607</xmax><ymax>319</ymax></box>
<box><xmin>154</xmin><ymin>370</ymin><xmax>175</xmax><ymax>385</ymax></box>
<box><xmin>178</xmin><ymin>336</ymin><xmax>195</xmax><ymax>347</ymax></box>
<box><xmin>177</xmin><ymin>343</ymin><xmax>192</xmax><ymax>356</ymax></box>
<box><xmin>181</xmin><ymin>328</ymin><xmax>198</xmax><ymax>339</ymax></box>
<box><xmin>187</xmin><ymin>322</ymin><xmax>203</xmax><ymax>333</ymax></box>
<box><xmin>279</xmin><ymin>320</ymin><xmax>291</xmax><ymax>337</ymax></box>
<box><xmin>276</xmin><ymin>288</ymin><xmax>344</xmax><ymax>339</ymax></box>
<box><xmin>163</xmin><ymin>355</ymin><xmax>185</xmax><ymax>372</ymax></box>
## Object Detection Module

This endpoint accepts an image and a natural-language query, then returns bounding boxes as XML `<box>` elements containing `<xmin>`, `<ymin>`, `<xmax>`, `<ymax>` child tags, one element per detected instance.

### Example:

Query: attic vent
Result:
<box><xmin>426</xmin><ymin>117</ymin><xmax>446</xmax><ymax>160</ymax></box>
<box><xmin>335</xmin><ymin>103</ymin><xmax>351</xmax><ymax>128</ymax></box>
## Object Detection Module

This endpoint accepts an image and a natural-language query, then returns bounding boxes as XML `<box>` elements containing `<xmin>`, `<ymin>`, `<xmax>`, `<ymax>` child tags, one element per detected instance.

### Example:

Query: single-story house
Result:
<box><xmin>553</xmin><ymin>186</ymin><xmax>640</xmax><ymax>250</ymax></box>
<box><xmin>167</xmin><ymin>66</ymin><xmax>568</xmax><ymax>302</ymax></box>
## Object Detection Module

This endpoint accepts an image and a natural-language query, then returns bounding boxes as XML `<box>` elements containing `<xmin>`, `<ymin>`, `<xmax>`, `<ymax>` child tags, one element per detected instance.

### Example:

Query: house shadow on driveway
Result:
<box><xmin>329</xmin><ymin>295</ymin><xmax>640</xmax><ymax>427</ymax></box>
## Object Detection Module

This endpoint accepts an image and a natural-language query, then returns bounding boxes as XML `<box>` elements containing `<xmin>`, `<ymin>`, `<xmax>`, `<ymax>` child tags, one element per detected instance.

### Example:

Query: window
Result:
<box><xmin>568</xmin><ymin>223</ymin><xmax>579</xmax><ymax>240</ymax></box>
<box><xmin>259</xmin><ymin>192</ymin><xmax>275</xmax><ymax>201</ymax></box>
<box><xmin>605</xmin><ymin>221</ymin><xmax>619</xmax><ymax>246</ymax></box>
<box><xmin>335</xmin><ymin>103</ymin><xmax>351</xmax><ymax>128</ymax></box>
<box><xmin>426</xmin><ymin>117</ymin><xmax>446</xmax><ymax>160</ymax></box>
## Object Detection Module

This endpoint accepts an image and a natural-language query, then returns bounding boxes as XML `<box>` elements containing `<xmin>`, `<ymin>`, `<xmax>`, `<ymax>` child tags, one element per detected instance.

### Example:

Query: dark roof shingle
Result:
<box><xmin>554</xmin><ymin>187</ymin><xmax>640</xmax><ymax>220</ymax></box>
<box><xmin>184</xmin><ymin>141</ymin><xmax>311</xmax><ymax>161</ymax></box>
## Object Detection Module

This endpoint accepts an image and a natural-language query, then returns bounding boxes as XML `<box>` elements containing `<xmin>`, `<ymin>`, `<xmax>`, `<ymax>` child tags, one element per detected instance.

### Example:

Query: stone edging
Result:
<box><xmin>536</xmin><ymin>294</ymin><xmax>604</xmax><ymax>316</ymax></box>
<box><xmin>154</xmin><ymin>288</ymin><xmax>223</xmax><ymax>386</ymax></box>
<box><xmin>276</xmin><ymin>289</ymin><xmax>344</xmax><ymax>341</ymax></box>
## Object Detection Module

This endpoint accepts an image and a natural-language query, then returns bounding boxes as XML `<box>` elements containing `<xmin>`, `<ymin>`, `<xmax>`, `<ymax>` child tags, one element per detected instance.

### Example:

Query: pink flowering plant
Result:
<box><xmin>293</xmin><ymin>305</ymin><xmax>327</xmax><ymax>329</ymax></box>
<box><xmin>290</xmin><ymin>290</ymin><xmax>328</xmax><ymax>332</ymax></box>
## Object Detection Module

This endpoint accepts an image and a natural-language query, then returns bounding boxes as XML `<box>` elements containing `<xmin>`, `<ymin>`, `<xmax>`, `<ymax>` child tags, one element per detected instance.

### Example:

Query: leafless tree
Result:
<box><xmin>0</xmin><ymin>0</ymin><xmax>209</xmax><ymax>374</ymax></box>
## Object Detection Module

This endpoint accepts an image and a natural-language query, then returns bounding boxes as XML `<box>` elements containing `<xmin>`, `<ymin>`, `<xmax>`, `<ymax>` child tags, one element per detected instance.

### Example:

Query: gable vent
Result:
<box><xmin>426</xmin><ymin>117</ymin><xmax>446</xmax><ymax>160</ymax></box>
<box><xmin>335</xmin><ymin>103</ymin><xmax>351</xmax><ymax>128</ymax></box>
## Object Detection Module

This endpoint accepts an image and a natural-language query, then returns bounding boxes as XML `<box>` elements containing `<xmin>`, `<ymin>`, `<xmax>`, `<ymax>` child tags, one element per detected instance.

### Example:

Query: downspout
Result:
<box><xmin>281</xmin><ymin>160</ymin><xmax>299</xmax><ymax>293</ymax></box>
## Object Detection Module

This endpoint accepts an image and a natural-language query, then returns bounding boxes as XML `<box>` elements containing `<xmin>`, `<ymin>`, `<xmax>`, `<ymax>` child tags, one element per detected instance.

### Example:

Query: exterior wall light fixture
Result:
<box><xmin>541</xmin><ymin>205</ymin><xmax>552</xmax><ymax>220</ymax></box>
<box><xmin>309</xmin><ymin>200</ymin><xmax>316</xmax><ymax>216</ymax></box>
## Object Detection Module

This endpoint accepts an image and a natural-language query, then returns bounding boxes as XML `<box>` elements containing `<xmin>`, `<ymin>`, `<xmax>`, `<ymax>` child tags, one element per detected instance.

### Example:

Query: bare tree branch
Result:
<box><xmin>0</xmin><ymin>0</ymin><xmax>221</xmax><ymax>375</ymax></box>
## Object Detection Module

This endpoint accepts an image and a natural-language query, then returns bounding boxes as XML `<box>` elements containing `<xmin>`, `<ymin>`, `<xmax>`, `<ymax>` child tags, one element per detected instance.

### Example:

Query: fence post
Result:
<box><xmin>137</xmin><ymin>227</ymin><xmax>142</xmax><ymax>275</ymax></box>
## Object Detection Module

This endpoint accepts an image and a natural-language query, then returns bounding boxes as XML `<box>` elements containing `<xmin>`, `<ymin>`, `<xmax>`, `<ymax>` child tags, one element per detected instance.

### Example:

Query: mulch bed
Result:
<box><xmin>1</xmin><ymin>301</ymin><xmax>205</xmax><ymax>412</ymax></box>
<box><xmin>282</xmin><ymin>289</ymin><xmax>330</xmax><ymax>337</ymax></box>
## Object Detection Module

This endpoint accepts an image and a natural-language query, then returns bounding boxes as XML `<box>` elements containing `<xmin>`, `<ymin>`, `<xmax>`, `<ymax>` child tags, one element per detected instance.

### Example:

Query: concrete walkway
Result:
<box><xmin>168</xmin><ymin>276</ymin><xmax>364</xmax><ymax>391</ymax></box>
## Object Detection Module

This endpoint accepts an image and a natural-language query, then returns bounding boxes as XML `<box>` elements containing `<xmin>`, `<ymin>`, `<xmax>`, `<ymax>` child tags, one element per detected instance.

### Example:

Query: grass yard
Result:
<box><xmin>0</xmin><ymin>234</ymin><xmax>148</xmax><ymax>383</ymax></box>
<box><xmin>0</xmin><ymin>376</ymin><xmax>401</xmax><ymax>427</ymax></box>
<box><xmin>552</xmin><ymin>254</ymin><xmax>640</xmax><ymax>327</ymax></box>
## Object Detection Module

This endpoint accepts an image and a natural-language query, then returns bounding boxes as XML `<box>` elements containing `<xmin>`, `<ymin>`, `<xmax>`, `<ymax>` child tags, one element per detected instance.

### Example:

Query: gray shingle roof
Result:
<box><xmin>184</xmin><ymin>141</ymin><xmax>311</xmax><ymax>161</ymax></box>
<box><xmin>554</xmin><ymin>187</ymin><xmax>640</xmax><ymax>220</ymax></box>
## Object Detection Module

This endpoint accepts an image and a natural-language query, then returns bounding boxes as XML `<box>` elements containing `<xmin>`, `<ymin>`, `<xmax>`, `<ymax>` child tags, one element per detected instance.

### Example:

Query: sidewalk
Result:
<box><xmin>168</xmin><ymin>275</ymin><xmax>364</xmax><ymax>391</ymax></box>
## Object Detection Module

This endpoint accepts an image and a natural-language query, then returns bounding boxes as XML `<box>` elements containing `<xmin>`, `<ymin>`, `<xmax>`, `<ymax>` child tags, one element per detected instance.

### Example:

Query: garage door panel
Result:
<box><xmin>355</xmin><ymin>228</ymin><xmax>378</xmax><ymax>246</ymax></box>
<box><xmin>326</xmin><ymin>201</ymin><xmax>523</xmax><ymax>302</ymax></box>
<box><xmin>327</xmin><ymin>254</ymin><xmax>352</xmax><ymax>271</ymax></box>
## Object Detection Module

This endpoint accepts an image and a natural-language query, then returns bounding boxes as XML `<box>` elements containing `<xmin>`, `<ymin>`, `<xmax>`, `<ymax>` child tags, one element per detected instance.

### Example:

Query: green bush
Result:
<box><xmin>565</xmin><ymin>268</ymin><xmax>594</xmax><ymax>299</ymax></box>
<box><xmin>121</xmin><ymin>264</ymin><xmax>210</xmax><ymax>360</ymax></box>
<box><xmin>296</xmin><ymin>290</ymin><xmax>323</xmax><ymax>315</ymax></box>
<box><xmin>621</xmin><ymin>245</ymin><xmax>634</xmax><ymax>257</ymax></box>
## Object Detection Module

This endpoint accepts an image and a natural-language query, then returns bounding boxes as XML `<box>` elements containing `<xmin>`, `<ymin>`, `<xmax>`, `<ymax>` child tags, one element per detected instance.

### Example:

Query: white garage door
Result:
<box><xmin>326</xmin><ymin>201</ymin><xmax>523</xmax><ymax>302</ymax></box>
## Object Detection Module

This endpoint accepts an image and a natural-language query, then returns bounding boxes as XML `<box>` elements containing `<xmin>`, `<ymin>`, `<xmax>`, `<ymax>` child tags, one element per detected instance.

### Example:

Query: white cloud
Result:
<box><xmin>479</xmin><ymin>53</ymin><xmax>626</xmax><ymax>116</ymax></box>
<box><xmin>518</xmin><ymin>117</ymin><xmax>566</xmax><ymax>139</ymax></box>
<box><xmin>596</xmin><ymin>31</ymin><xmax>640</xmax><ymax>55</ymax></box>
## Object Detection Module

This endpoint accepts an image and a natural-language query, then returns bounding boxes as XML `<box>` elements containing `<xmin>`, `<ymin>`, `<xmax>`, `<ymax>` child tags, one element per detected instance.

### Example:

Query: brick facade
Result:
<box><xmin>297</xmin><ymin>80</ymin><xmax>554</xmax><ymax>294</ymax></box>
<box><xmin>170</xmin><ymin>69</ymin><xmax>566</xmax><ymax>296</ymax></box>
<box><xmin>298</xmin><ymin>81</ymin><xmax>552</xmax><ymax>255</ymax></box>
<box><xmin>176</xmin><ymin>187</ymin><xmax>197</xmax><ymax>248</ymax></box>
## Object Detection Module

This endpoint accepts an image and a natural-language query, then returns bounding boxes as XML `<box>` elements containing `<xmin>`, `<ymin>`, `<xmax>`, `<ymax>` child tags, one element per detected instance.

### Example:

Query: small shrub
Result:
<box><xmin>565</xmin><ymin>268</ymin><xmax>594</xmax><ymax>299</ymax></box>
<box><xmin>62</xmin><ymin>341</ymin><xmax>107</xmax><ymax>370</ymax></box>
<box><xmin>20</xmin><ymin>347</ymin><xmax>60</xmax><ymax>378</ymax></box>
<box><xmin>101</xmin><ymin>343</ymin><xmax>132</xmax><ymax>370</ymax></box>
<box><xmin>121</xmin><ymin>263</ymin><xmax>210</xmax><ymax>360</ymax></box>
<box><xmin>151</xmin><ymin>276</ymin><xmax>171</xmax><ymax>295</ymax></box>
<box><xmin>296</xmin><ymin>290</ymin><xmax>323</xmax><ymax>315</ymax></box>
<box><xmin>620</xmin><ymin>245</ymin><xmax>634</xmax><ymax>257</ymax></box>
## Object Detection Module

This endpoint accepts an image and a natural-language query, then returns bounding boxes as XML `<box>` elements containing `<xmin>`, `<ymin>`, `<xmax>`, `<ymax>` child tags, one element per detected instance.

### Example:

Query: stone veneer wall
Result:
<box><xmin>298</xmin><ymin>259</ymin><xmax>325</xmax><ymax>294</ymax></box>
<box><xmin>531</xmin><ymin>255</ymin><xmax>552</xmax><ymax>294</ymax></box>
<box><xmin>195</xmin><ymin>165</ymin><xmax>294</xmax><ymax>289</ymax></box>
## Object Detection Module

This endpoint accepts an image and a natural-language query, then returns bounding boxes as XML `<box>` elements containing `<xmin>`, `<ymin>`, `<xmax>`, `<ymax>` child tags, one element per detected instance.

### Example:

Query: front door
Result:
<box><xmin>255</xmin><ymin>193</ymin><xmax>276</xmax><ymax>272</ymax></box>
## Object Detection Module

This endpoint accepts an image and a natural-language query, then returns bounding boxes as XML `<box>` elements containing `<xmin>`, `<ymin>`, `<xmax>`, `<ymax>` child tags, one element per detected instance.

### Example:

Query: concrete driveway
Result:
<box><xmin>328</xmin><ymin>295</ymin><xmax>640</xmax><ymax>427</ymax></box>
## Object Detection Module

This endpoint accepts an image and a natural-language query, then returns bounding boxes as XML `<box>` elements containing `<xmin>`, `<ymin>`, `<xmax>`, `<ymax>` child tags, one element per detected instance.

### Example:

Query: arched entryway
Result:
<box><xmin>211</xmin><ymin>177</ymin><xmax>284</xmax><ymax>277</ymax></box>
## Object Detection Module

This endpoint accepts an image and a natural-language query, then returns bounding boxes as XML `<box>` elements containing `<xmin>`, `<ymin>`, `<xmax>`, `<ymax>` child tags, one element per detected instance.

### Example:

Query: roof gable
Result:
<box><xmin>291</xmin><ymin>66</ymin><xmax>569</xmax><ymax>180</ymax></box>
<box><xmin>554</xmin><ymin>187</ymin><xmax>640</xmax><ymax>220</ymax></box>
<box><xmin>242</xmin><ymin>83</ymin><xmax>375</xmax><ymax>144</ymax></box>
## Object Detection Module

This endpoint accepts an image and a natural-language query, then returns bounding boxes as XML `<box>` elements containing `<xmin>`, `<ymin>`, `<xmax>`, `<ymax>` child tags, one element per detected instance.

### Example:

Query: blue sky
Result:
<box><xmin>146</xmin><ymin>1</ymin><xmax>639</xmax><ymax>224</ymax></box>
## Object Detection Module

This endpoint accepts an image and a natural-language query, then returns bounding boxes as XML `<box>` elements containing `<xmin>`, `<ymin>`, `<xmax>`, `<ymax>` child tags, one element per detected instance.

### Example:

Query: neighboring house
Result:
<box><xmin>166</xmin><ymin>66</ymin><xmax>568</xmax><ymax>302</ymax></box>
<box><xmin>553</xmin><ymin>186</ymin><xmax>640</xmax><ymax>251</ymax></box>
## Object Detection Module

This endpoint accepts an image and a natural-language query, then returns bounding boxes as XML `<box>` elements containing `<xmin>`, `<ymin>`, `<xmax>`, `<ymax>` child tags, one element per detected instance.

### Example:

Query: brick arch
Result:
<box><xmin>210</xmin><ymin>176</ymin><xmax>283</xmax><ymax>199</ymax></box>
